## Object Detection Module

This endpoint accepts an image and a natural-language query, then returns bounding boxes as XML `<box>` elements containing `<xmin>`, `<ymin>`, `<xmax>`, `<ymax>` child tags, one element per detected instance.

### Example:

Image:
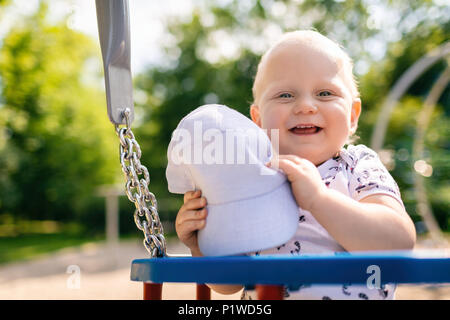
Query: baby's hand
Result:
<box><xmin>175</xmin><ymin>190</ymin><xmax>208</xmax><ymax>255</ymax></box>
<box><xmin>269</xmin><ymin>155</ymin><xmax>327</xmax><ymax>212</ymax></box>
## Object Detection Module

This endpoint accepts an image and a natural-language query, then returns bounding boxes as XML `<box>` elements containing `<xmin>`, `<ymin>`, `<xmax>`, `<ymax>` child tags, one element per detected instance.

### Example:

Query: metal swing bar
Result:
<box><xmin>95</xmin><ymin>0</ymin><xmax>134</xmax><ymax>125</ymax></box>
<box><xmin>96</xmin><ymin>0</ymin><xmax>166</xmax><ymax>258</ymax></box>
<box><xmin>95</xmin><ymin>0</ymin><xmax>450</xmax><ymax>301</ymax></box>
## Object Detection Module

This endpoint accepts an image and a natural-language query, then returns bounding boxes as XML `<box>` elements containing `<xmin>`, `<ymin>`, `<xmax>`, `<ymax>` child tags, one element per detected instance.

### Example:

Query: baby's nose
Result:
<box><xmin>293</xmin><ymin>98</ymin><xmax>318</xmax><ymax>114</ymax></box>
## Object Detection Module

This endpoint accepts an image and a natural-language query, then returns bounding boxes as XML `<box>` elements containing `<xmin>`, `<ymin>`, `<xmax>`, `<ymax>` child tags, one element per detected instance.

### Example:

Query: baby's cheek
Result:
<box><xmin>260</xmin><ymin>116</ymin><xmax>279</xmax><ymax>132</ymax></box>
<box><xmin>328</xmin><ymin>123</ymin><xmax>351</xmax><ymax>149</ymax></box>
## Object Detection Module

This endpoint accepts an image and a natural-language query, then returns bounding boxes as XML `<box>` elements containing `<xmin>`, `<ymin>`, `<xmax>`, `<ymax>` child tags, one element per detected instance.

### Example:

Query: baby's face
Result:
<box><xmin>250</xmin><ymin>42</ymin><xmax>361</xmax><ymax>166</ymax></box>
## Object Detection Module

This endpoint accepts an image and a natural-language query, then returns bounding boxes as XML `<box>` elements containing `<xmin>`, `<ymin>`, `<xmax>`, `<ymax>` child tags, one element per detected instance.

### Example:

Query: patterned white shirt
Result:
<box><xmin>242</xmin><ymin>144</ymin><xmax>404</xmax><ymax>300</ymax></box>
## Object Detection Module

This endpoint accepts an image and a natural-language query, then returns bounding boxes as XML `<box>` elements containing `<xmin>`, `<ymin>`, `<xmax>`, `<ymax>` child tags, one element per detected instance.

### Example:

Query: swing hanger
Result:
<box><xmin>96</xmin><ymin>0</ymin><xmax>166</xmax><ymax>257</ymax></box>
<box><xmin>95</xmin><ymin>0</ymin><xmax>134</xmax><ymax>126</ymax></box>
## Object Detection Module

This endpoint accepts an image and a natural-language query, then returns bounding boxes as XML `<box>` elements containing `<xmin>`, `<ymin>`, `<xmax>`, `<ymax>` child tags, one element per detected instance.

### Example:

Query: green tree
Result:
<box><xmin>0</xmin><ymin>3</ymin><xmax>118</xmax><ymax>223</ymax></box>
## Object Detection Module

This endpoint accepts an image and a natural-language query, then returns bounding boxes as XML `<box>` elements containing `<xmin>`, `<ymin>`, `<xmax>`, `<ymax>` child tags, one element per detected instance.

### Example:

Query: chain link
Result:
<box><xmin>115</xmin><ymin>108</ymin><xmax>166</xmax><ymax>257</ymax></box>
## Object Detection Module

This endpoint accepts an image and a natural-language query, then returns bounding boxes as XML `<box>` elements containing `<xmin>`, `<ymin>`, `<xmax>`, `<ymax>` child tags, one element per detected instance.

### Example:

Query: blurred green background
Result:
<box><xmin>0</xmin><ymin>0</ymin><xmax>448</xmax><ymax>264</ymax></box>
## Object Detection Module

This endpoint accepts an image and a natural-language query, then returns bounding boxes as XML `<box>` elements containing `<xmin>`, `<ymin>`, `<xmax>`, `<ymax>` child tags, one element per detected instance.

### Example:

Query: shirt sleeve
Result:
<box><xmin>346</xmin><ymin>145</ymin><xmax>404</xmax><ymax>208</ymax></box>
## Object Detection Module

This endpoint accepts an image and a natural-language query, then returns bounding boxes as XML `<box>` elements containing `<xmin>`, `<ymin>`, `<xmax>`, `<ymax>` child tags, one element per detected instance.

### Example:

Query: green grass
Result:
<box><xmin>0</xmin><ymin>215</ymin><xmax>108</xmax><ymax>264</ymax></box>
<box><xmin>0</xmin><ymin>231</ymin><xmax>175</xmax><ymax>265</ymax></box>
<box><xmin>0</xmin><ymin>232</ymin><xmax>106</xmax><ymax>265</ymax></box>
<box><xmin>0</xmin><ymin>213</ymin><xmax>177</xmax><ymax>265</ymax></box>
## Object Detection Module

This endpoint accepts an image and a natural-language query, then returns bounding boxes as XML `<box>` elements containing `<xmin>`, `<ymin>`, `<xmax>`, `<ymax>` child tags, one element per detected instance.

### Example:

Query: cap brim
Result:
<box><xmin>198</xmin><ymin>181</ymin><xmax>299</xmax><ymax>256</ymax></box>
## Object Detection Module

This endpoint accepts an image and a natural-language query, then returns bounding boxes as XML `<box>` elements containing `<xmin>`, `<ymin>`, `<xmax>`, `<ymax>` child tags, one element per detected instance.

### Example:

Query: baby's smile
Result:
<box><xmin>289</xmin><ymin>124</ymin><xmax>323</xmax><ymax>135</ymax></box>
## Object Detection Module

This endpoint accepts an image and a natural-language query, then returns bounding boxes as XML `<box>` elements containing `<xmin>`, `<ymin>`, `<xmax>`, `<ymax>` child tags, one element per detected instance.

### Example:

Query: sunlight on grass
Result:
<box><xmin>0</xmin><ymin>233</ymin><xmax>105</xmax><ymax>264</ymax></box>
<box><xmin>0</xmin><ymin>214</ymin><xmax>108</xmax><ymax>264</ymax></box>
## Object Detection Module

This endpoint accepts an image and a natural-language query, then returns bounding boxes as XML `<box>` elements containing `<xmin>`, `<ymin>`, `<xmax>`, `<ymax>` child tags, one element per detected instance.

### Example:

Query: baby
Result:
<box><xmin>175</xmin><ymin>30</ymin><xmax>416</xmax><ymax>299</ymax></box>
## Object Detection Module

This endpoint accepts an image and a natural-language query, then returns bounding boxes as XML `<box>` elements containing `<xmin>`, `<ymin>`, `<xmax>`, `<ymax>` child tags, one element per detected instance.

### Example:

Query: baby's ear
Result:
<box><xmin>350</xmin><ymin>99</ymin><xmax>361</xmax><ymax>133</ymax></box>
<box><xmin>250</xmin><ymin>104</ymin><xmax>262</xmax><ymax>128</ymax></box>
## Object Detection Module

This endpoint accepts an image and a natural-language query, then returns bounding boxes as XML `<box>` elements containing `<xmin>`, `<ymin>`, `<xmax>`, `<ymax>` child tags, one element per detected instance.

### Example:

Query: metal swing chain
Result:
<box><xmin>115</xmin><ymin>108</ymin><xmax>167</xmax><ymax>258</ymax></box>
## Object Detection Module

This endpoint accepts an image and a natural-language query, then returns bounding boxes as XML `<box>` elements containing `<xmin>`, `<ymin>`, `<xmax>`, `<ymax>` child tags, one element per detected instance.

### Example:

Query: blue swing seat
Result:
<box><xmin>131</xmin><ymin>250</ymin><xmax>450</xmax><ymax>287</ymax></box>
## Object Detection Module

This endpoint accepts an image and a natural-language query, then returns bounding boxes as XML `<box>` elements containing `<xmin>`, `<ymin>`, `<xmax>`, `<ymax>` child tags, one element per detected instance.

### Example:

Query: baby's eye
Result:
<box><xmin>279</xmin><ymin>93</ymin><xmax>293</xmax><ymax>98</ymax></box>
<box><xmin>318</xmin><ymin>91</ymin><xmax>333</xmax><ymax>97</ymax></box>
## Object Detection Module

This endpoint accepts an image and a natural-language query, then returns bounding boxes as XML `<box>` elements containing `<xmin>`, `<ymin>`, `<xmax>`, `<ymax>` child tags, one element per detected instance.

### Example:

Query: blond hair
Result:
<box><xmin>252</xmin><ymin>30</ymin><xmax>360</xmax><ymax>104</ymax></box>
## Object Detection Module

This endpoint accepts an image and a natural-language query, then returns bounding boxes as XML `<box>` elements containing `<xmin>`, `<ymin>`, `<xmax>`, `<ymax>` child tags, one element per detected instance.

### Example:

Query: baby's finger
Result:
<box><xmin>277</xmin><ymin>158</ymin><xmax>302</xmax><ymax>178</ymax></box>
<box><xmin>184</xmin><ymin>190</ymin><xmax>201</xmax><ymax>203</ymax></box>
<box><xmin>177</xmin><ymin>209</ymin><xmax>208</xmax><ymax>225</ymax></box>
<box><xmin>268</xmin><ymin>154</ymin><xmax>297</xmax><ymax>166</ymax></box>
<box><xmin>182</xmin><ymin>197</ymin><xmax>207</xmax><ymax>211</ymax></box>
<box><xmin>266</xmin><ymin>154</ymin><xmax>279</xmax><ymax>167</ymax></box>
<box><xmin>180</xmin><ymin>219</ymin><xmax>206</xmax><ymax>234</ymax></box>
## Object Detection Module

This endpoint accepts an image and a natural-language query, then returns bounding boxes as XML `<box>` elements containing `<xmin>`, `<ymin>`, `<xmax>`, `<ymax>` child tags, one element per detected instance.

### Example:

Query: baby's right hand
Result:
<box><xmin>175</xmin><ymin>190</ymin><xmax>208</xmax><ymax>255</ymax></box>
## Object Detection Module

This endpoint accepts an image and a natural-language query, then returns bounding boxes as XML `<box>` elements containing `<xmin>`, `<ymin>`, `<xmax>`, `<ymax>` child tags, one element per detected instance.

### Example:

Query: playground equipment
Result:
<box><xmin>95</xmin><ymin>0</ymin><xmax>450</xmax><ymax>300</ymax></box>
<box><xmin>371</xmin><ymin>42</ymin><xmax>450</xmax><ymax>246</ymax></box>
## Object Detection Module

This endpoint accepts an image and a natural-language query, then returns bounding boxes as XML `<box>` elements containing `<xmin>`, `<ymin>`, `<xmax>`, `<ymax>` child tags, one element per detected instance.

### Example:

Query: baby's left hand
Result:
<box><xmin>268</xmin><ymin>155</ymin><xmax>327</xmax><ymax>212</ymax></box>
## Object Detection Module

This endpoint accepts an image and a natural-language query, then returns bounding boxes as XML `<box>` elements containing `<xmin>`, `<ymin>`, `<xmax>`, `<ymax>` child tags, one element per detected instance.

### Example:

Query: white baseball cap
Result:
<box><xmin>166</xmin><ymin>104</ymin><xmax>298</xmax><ymax>256</ymax></box>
